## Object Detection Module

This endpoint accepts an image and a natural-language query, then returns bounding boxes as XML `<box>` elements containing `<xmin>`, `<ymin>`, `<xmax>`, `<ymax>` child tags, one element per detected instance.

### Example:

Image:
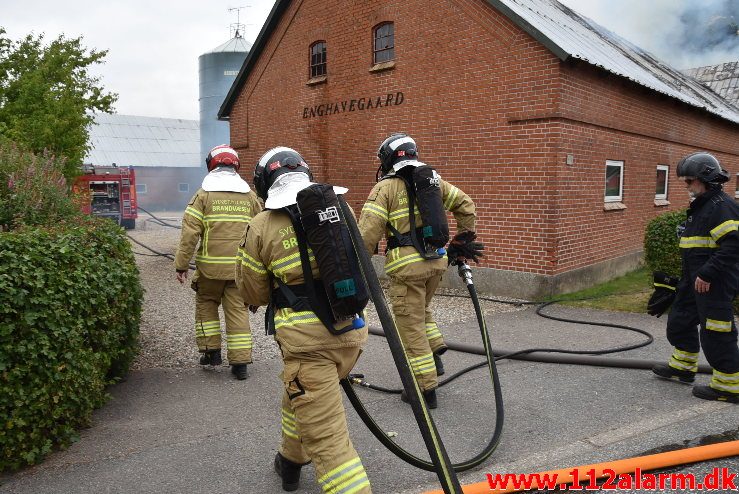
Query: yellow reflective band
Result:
<box><xmin>238</xmin><ymin>249</ymin><xmax>267</xmax><ymax>274</ymax></box>
<box><xmin>679</xmin><ymin>236</ymin><xmax>717</xmax><ymax>249</ymax></box>
<box><xmin>185</xmin><ymin>206</ymin><xmax>204</xmax><ymax>221</ymax></box>
<box><xmin>654</xmin><ymin>283</ymin><xmax>676</xmax><ymax>291</ymax></box>
<box><xmin>705</xmin><ymin>318</ymin><xmax>732</xmax><ymax>332</ymax></box>
<box><xmin>673</xmin><ymin>348</ymin><xmax>699</xmax><ymax>360</ymax></box>
<box><xmin>227</xmin><ymin>334</ymin><xmax>253</xmax><ymax>349</ymax></box>
<box><xmin>425</xmin><ymin>323</ymin><xmax>442</xmax><ymax>340</ymax></box>
<box><xmin>361</xmin><ymin>202</ymin><xmax>388</xmax><ymax>221</ymax></box>
<box><xmin>274</xmin><ymin>309</ymin><xmax>321</xmax><ymax>329</ymax></box>
<box><xmin>281</xmin><ymin>408</ymin><xmax>300</xmax><ymax>440</ymax></box>
<box><xmin>319</xmin><ymin>457</ymin><xmax>370</xmax><ymax>494</ymax></box>
<box><xmin>204</xmin><ymin>214</ymin><xmax>252</xmax><ymax>223</ymax></box>
<box><xmin>444</xmin><ymin>186</ymin><xmax>459</xmax><ymax>210</ymax></box>
<box><xmin>385</xmin><ymin>252</ymin><xmax>425</xmax><ymax>273</ymax></box>
<box><xmin>410</xmin><ymin>353</ymin><xmax>435</xmax><ymax>375</ymax></box>
<box><xmin>710</xmin><ymin>373</ymin><xmax>739</xmax><ymax>394</ymax></box>
<box><xmin>388</xmin><ymin>207</ymin><xmax>420</xmax><ymax>221</ymax></box>
<box><xmin>270</xmin><ymin>251</ymin><xmax>316</xmax><ymax>277</ymax></box>
<box><xmin>195</xmin><ymin>255</ymin><xmax>238</xmax><ymax>264</ymax></box>
<box><xmin>710</xmin><ymin>220</ymin><xmax>739</xmax><ymax>241</ymax></box>
<box><xmin>195</xmin><ymin>321</ymin><xmax>221</xmax><ymax>337</ymax></box>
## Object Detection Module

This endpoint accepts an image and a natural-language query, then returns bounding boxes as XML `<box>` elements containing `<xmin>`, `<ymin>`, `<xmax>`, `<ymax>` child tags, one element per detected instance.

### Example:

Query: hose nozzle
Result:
<box><xmin>457</xmin><ymin>261</ymin><xmax>473</xmax><ymax>286</ymax></box>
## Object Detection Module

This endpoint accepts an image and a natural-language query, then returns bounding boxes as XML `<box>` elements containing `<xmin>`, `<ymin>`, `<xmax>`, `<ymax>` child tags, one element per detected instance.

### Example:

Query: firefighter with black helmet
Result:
<box><xmin>651</xmin><ymin>151</ymin><xmax>739</xmax><ymax>403</ymax></box>
<box><xmin>174</xmin><ymin>144</ymin><xmax>262</xmax><ymax>380</ymax></box>
<box><xmin>358</xmin><ymin>133</ymin><xmax>482</xmax><ymax>409</ymax></box>
<box><xmin>235</xmin><ymin>147</ymin><xmax>371</xmax><ymax>493</ymax></box>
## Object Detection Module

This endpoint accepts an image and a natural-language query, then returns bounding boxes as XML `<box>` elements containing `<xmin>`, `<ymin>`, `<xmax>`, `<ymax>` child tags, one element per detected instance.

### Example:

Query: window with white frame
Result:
<box><xmin>655</xmin><ymin>165</ymin><xmax>668</xmax><ymax>200</ymax></box>
<box><xmin>178</xmin><ymin>183</ymin><xmax>189</xmax><ymax>193</ymax></box>
<box><xmin>735</xmin><ymin>174</ymin><xmax>739</xmax><ymax>198</ymax></box>
<box><xmin>136</xmin><ymin>183</ymin><xmax>147</xmax><ymax>194</ymax></box>
<box><xmin>604</xmin><ymin>160</ymin><xmax>624</xmax><ymax>202</ymax></box>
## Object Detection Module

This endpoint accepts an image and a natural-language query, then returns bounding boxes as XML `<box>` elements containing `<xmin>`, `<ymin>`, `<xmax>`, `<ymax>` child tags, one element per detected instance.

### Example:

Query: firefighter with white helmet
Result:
<box><xmin>174</xmin><ymin>144</ymin><xmax>262</xmax><ymax>380</ymax></box>
<box><xmin>358</xmin><ymin>133</ymin><xmax>482</xmax><ymax>409</ymax></box>
<box><xmin>651</xmin><ymin>151</ymin><xmax>739</xmax><ymax>403</ymax></box>
<box><xmin>235</xmin><ymin>147</ymin><xmax>371</xmax><ymax>492</ymax></box>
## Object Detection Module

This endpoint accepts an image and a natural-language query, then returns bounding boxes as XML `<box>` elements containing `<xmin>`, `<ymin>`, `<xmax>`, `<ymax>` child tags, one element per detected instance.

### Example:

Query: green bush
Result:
<box><xmin>0</xmin><ymin>220</ymin><xmax>143</xmax><ymax>471</ymax></box>
<box><xmin>0</xmin><ymin>140</ymin><xmax>81</xmax><ymax>231</ymax></box>
<box><xmin>644</xmin><ymin>209</ymin><xmax>687</xmax><ymax>278</ymax></box>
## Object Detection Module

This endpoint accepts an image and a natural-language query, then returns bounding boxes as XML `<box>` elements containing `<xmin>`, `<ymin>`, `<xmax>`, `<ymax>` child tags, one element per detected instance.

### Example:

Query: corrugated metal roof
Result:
<box><xmin>203</xmin><ymin>35</ymin><xmax>252</xmax><ymax>54</ymax></box>
<box><xmin>684</xmin><ymin>62</ymin><xmax>739</xmax><ymax>108</ymax></box>
<box><xmin>220</xmin><ymin>0</ymin><xmax>739</xmax><ymax>125</ymax></box>
<box><xmin>491</xmin><ymin>0</ymin><xmax>739</xmax><ymax>123</ymax></box>
<box><xmin>84</xmin><ymin>113</ymin><xmax>200</xmax><ymax>168</ymax></box>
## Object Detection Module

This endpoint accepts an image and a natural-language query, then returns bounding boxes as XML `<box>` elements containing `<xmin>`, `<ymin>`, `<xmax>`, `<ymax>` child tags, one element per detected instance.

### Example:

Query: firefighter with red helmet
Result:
<box><xmin>174</xmin><ymin>144</ymin><xmax>262</xmax><ymax>380</ymax></box>
<box><xmin>235</xmin><ymin>147</ymin><xmax>371</xmax><ymax>493</ymax></box>
<box><xmin>358</xmin><ymin>133</ymin><xmax>481</xmax><ymax>409</ymax></box>
<box><xmin>651</xmin><ymin>151</ymin><xmax>739</xmax><ymax>403</ymax></box>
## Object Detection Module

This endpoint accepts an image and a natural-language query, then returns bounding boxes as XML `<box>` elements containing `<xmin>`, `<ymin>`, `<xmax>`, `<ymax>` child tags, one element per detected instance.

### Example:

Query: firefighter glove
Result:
<box><xmin>447</xmin><ymin>231</ymin><xmax>484</xmax><ymax>265</ymax></box>
<box><xmin>647</xmin><ymin>271</ymin><xmax>679</xmax><ymax>317</ymax></box>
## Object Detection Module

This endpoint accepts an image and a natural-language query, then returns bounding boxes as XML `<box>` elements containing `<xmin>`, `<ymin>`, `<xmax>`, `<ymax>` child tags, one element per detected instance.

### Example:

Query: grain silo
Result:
<box><xmin>198</xmin><ymin>31</ymin><xmax>250</xmax><ymax>166</ymax></box>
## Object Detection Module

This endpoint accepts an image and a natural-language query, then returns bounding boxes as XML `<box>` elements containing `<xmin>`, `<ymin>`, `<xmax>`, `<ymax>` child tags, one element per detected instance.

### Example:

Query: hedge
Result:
<box><xmin>0</xmin><ymin>220</ymin><xmax>143</xmax><ymax>470</ymax></box>
<box><xmin>643</xmin><ymin>209</ymin><xmax>687</xmax><ymax>278</ymax></box>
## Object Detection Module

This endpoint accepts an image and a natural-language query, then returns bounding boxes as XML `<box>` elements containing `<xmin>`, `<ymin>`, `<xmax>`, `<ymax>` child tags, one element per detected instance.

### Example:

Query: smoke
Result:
<box><xmin>560</xmin><ymin>0</ymin><xmax>739</xmax><ymax>69</ymax></box>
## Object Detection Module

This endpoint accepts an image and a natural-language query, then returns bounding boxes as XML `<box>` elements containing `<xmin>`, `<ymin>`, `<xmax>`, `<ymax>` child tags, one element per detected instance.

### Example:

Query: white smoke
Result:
<box><xmin>560</xmin><ymin>0</ymin><xmax>738</xmax><ymax>70</ymax></box>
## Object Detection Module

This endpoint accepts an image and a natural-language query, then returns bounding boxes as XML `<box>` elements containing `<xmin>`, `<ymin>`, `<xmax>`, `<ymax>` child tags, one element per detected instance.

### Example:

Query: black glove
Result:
<box><xmin>447</xmin><ymin>231</ymin><xmax>485</xmax><ymax>265</ymax></box>
<box><xmin>646</xmin><ymin>271</ymin><xmax>679</xmax><ymax>317</ymax></box>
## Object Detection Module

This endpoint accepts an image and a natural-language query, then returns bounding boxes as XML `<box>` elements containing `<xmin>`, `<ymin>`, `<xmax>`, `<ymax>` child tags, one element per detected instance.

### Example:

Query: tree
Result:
<box><xmin>0</xmin><ymin>27</ymin><xmax>117</xmax><ymax>180</ymax></box>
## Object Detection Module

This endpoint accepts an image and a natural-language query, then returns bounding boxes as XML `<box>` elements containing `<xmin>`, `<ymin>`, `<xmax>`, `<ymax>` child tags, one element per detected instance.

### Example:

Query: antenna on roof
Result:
<box><xmin>228</xmin><ymin>6</ymin><xmax>249</xmax><ymax>39</ymax></box>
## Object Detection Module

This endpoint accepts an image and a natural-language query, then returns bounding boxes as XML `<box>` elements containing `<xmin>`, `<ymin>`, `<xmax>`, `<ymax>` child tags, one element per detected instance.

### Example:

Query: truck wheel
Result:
<box><xmin>121</xmin><ymin>219</ymin><xmax>136</xmax><ymax>230</ymax></box>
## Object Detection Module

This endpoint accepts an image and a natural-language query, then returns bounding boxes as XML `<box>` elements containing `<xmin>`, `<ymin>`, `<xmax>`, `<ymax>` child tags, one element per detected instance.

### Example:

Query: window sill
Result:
<box><xmin>654</xmin><ymin>199</ymin><xmax>670</xmax><ymax>207</ymax></box>
<box><xmin>369</xmin><ymin>61</ymin><xmax>395</xmax><ymax>73</ymax></box>
<box><xmin>306</xmin><ymin>75</ymin><xmax>327</xmax><ymax>86</ymax></box>
<box><xmin>603</xmin><ymin>201</ymin><xmax>626</xmax><ymax>211</ymax></box>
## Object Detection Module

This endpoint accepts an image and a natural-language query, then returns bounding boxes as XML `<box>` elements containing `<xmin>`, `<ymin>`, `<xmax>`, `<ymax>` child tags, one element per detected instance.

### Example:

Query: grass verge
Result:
<box><xmin>549</xmin><ymin>267</ymin><xmax>651</xmax><ymax>313</ymax></box>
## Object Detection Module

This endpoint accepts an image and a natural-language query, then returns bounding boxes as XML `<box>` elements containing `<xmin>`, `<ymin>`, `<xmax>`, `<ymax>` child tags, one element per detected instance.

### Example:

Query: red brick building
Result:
<box><xmin>219</xmin><ymin>0</ymin><xmax>739</xmax><ymax>298</ymax></box>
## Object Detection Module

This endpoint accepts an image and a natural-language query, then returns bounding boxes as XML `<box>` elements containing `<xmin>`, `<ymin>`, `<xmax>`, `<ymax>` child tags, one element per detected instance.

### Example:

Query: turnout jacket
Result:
<box><xmin>359</xmin><ymin>174</ymin><xmax>476</xmax><ymax>279</ymax></box>
<box><xmin>679</xmin><ymin>188</ymin><xmax>739</xmax><ymax>288</ymax></box>
<box><xmin>235</xmin><ymin>208</ymin><xmax>368</xmax><ymax>354</ymax></box>
<box><xmin>174</xmin><ymin>188</ymin><xmax>262</xmax><ymax>280</ymax></box>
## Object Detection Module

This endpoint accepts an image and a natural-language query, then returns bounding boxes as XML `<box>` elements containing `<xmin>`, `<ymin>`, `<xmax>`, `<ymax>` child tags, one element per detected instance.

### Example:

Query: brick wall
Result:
<box><xmin>228</xmin><ymin>0</ymin><xmax>739</xmax><ymax>279</ymax></box>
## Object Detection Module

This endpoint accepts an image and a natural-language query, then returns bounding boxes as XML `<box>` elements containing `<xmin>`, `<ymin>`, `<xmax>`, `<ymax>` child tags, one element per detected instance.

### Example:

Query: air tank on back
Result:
<box><xmin>198</xmin><ymin>31</ymin><xmax>250</xmax><ymax>169</ymax></box>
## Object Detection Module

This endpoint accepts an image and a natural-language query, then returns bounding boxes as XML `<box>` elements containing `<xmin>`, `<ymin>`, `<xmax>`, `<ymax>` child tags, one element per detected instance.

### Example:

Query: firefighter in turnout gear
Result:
<box><xmin>358</xmin><ymin>133</ymin><xmax>479</xmax><ymax>409</ymax></box>
<box><xmin>235</xmin><ymin>147</ymin><xmax>371</xmax><ymax>493</ymax></box>
<box><xmin>174</xmin><ymin>145</ymin><xmax>262</xmax><ymax>380</ymax></box>
<box><xmin>651</xmin><ymin>152</ymin><xmax>739</xmax><ymax>403</ymax></box>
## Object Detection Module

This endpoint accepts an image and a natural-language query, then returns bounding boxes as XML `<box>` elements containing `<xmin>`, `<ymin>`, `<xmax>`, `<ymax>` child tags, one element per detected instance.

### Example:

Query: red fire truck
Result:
<box><xmin>73</xmin><ymin>164</ymin><xmax>138</xmax><ymax>229</ymax></box>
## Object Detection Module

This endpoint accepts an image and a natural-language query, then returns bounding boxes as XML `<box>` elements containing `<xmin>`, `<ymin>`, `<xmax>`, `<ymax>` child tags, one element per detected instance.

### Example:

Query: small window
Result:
<box><xmin>309</xmin><ymin>41</ymin><xmax>326</xmax><ymax>78</ymax></box>
<box><xmin>735</xmin><ymin>174</ymin><xmax>739</xmax><ymax>198</ymax></box>
<box><xmin>655</xmin><ymin>165</ymin><xmax>668</xmax><ymax>200</ymax></box>
<box><xmin>604</xmin><ymin>160</ymin><xmax>624</xmax><ymax>202</ymax></box>
<box><xmin>178</xmin><ymin>183</ymin><xmax>189</xmax><ymax>193</ymax></box>
<box><xmin>373</xmin><ymin>23</ymin><xmax>395</xmax><ymax>64</ymax></box>
<box><xmin>136</xmin><ymin>183</ymin><xmax>147</xmax><ymax>194</ymax></box>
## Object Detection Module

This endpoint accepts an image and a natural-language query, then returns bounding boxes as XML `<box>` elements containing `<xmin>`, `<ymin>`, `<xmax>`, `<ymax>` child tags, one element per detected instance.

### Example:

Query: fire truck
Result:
<box><xmin>73</xmin><ymin>164</ymin><xmax>138</xmax><ymax>229</ymax></box>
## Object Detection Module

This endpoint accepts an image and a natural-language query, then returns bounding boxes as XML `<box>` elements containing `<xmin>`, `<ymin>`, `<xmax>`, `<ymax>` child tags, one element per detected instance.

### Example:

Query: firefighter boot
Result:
<box><xmin>692</xmin><ymin>385</ymin><xmax>738</xmax><ymax>403</ymax></box>
<box><xmin>199</xmin><ymin>349</ymin><xmax>222</xmax><ymax>366</ymax></box>
<box><xmin>401</xmin><ymin>389</ymin><xmax>438</xmax><ymax>409</ymax></box>
<box><xmin>652</xmin><ymin>363</ymin><xmax>695</xmax><ymax>384</ymax></box>
<box><xmin>274</xmin><ymin>453</ymin><xmax>302</xmax><ymax>491</ymax></box>
<box><xmin>230</xmin><ymin>363</ymin><xmax>248</xmax><ymax>380</ymax></box>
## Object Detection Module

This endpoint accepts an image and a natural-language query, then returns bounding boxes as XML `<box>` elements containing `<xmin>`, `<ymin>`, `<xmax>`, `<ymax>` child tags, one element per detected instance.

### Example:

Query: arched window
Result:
<box><xmin>310</xmin><ymin>41</ymin><xmax>327</xmax><ymax>78</ymax></box>
<box><xmin>373</xmin><ymin>22</ymin><xmax>394</xmax><ymax>64</ymax></box>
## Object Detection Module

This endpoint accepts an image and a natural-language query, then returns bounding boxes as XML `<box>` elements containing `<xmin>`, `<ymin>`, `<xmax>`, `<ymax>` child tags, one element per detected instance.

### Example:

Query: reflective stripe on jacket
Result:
<box><xmin>358</xmin><ymin>174</ymin><xmax>476</xmax><ymax>279</ymax></box>
<box><xmin>235</xmin><ymin>208</ymin><xmax>368</xmax><ymax>354</ymax></box>
<box><xmin>174</xmin><ymin>188</ymin><xmax>262</xmax><ymax>280</ymax></box>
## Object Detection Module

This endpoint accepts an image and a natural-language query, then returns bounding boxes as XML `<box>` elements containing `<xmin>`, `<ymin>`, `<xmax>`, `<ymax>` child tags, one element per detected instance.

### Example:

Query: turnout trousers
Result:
<box><xmin>666</xmin><ymin>276</ymin><xmax>739</xmax><ymax>396</ymax></box>
<box><xmin>388</xmin><ymin>272</ymin><xmax>445</xmax><ymax>392</ymax></box>
<box><xmin>279</xmin><ymin>347</ymin><xmax>371</xmax><ymax>494</ymax></box>
<box><xmin>193</xmin><ymin>276</ymin><xmax>252</xmax><ymax>364</ymax></box>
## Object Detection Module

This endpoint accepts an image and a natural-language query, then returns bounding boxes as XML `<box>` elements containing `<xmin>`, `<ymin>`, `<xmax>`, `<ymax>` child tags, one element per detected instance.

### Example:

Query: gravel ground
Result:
<box><xmin>128</xmin><ymin>212</ymin><xmax>525</xmax><ymax>370</ymax></box>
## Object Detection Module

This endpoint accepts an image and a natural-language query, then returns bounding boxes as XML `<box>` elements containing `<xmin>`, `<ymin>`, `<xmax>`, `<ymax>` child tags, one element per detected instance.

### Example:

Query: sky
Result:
<box><xmin>1</xmin><ymin>0</ymin><xmax>737</xmax><ymax>120</ymax></box>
